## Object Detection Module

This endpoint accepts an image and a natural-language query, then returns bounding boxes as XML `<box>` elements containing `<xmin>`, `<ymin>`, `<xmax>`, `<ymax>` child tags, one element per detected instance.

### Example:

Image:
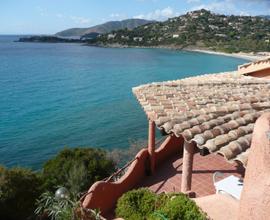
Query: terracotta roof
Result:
<box><xmin>238</xmin><ymin>57</ymin><xmax>270</xmax><ymax>75</ymax></box>
<box><xmin>133</xmin><ymin>72</ymin><xmax>270</xmax><ymax>167</ymax></box>
<box><xmin>239</xmin><ymin>56</ymin><xmax>270</xmax><ymax>69</ymax></box>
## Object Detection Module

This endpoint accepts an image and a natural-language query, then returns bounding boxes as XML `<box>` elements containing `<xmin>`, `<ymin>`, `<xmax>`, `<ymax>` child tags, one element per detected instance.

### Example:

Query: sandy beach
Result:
<box><xmin>185</xmin><ymin>48</ymin><xmax>269</xmax><ymax>61</ymax></box>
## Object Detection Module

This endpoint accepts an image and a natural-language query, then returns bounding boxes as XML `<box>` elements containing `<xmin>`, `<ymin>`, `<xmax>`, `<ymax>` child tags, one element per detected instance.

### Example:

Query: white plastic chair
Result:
<box><xmin>213</xmin><ymin>172</ymin><xmax>243</xmax><ymax>200</ymax></box>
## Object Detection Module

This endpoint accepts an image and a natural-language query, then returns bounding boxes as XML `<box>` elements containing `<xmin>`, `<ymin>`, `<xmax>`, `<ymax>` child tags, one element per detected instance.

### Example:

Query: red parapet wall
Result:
<box><xmin>156</xmin><ymin>135</ymin><xmax>184</xmax><ymax>165</ymax></box>
<box><xmin>82</xmin><ymin>148</ymin><xmax>149</xmax><ymax>215</ymax></box>
<box><xmin>82</xmin><ymin>135</ymin><xmax>184</xmax><ymax>215</ymax></box>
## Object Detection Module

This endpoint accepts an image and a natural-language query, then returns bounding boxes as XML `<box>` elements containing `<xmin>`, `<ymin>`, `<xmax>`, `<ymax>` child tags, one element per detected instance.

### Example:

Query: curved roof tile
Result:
<box><xmin>133</xmin><ymin>72</ymin><xmax>270</xmax><ymax>167</ymax></box>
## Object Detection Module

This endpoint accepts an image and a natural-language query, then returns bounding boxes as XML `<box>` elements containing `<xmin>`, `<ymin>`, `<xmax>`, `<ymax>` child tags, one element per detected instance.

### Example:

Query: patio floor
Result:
<box><xmin>138</xmin><ymin>152</ymin><xmax>245</xmax><ymax>197</ymax></box>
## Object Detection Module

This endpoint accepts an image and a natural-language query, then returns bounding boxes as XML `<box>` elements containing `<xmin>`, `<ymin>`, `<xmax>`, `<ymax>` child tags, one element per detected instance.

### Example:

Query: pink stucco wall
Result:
<box><xmin>238</xmin><ymin>113</ymin><xmax>270</xmax><ymax>220</ymax></box>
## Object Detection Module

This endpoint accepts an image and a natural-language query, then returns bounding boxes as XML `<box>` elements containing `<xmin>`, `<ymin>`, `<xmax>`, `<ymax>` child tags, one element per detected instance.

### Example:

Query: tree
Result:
<box><xmin>42</xmin><ymin>148</ymin><xmax>116</xmax><ymax>196</ymax></box>
<box><xmin>0</xmin><ymin>166</ymin><xmax>43</xmax><ymax>220</ymax></box>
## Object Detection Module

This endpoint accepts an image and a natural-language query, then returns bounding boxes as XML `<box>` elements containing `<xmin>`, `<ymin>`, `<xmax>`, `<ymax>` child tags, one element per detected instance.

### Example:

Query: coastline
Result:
<box><xmin>184</xmin><ymin>48</ymin><xmax>267</xmax><ymax>61</ymax></box>
<box><xmin>16</xmin><ymin>36</ymin><xmax>267</xmax><ymax>61</ymax></box>
<box><xmin>89</xmin><ymin>43</ymin><xmax>268</xmax><ymax>61</ymax></box>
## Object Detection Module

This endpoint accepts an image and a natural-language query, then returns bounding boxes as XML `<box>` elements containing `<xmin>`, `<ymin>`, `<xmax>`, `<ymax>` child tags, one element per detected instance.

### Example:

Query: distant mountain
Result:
<box><xmin>56</xmin><ymin>19</ymin><xmax>155</xmax><ymax>38</ymax></box>
<box><xmin>93</xmin><ymin>9</ymin><xmax>270</xmax><ymax>53</ymax></box>
<box><xmin>260</xmin><ymin>15</ymin><xmax>270</xmax><ymax>20</ymax></box>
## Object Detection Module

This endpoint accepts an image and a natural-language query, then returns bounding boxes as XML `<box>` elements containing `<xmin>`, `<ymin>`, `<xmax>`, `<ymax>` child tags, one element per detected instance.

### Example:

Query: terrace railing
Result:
<box><xmin>104</xmin><ymin>136</ymin><xmax>167</xmax><ymax>183</ymax></box>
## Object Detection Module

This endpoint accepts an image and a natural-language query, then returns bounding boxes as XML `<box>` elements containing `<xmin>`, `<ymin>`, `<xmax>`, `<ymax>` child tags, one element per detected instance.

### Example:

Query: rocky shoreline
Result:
<box><xmin>17</xmin><ymin>35</ymin><xmax>84</xmax><ymax>43</ymax></box>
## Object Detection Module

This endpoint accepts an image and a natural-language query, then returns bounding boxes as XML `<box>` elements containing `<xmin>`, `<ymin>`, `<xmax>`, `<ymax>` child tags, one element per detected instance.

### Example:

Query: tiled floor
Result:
<box><xmin>139</xmin><ymin>152</ymin><xmax>245</xmax><ymax>197</ymax></box>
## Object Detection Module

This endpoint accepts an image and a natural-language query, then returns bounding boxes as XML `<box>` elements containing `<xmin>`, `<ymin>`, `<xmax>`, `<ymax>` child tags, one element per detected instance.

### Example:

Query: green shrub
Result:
<box><xmin>158</xmin><ymin>194</ymin><xmax>207</xmax><ymax>220</ymax></box>
<box><xmin>116</xmin><ymin>189</ymin><xmax>207</xmax><ymax>220</ymax></box>
<box><xmin>116</xmin><ymin>188</ymin><xmax>156</xmax><ymax>220</ymax></box>
<box><xmin>35</xmin><ymin>191</ymin><xmax>77</xmax><ymax>220</ymax></box>
<box><xmin>0</xmin><ymin>166</ymin><xmax>43</xmax><ymax>220</ymax></box>
<box><xmin>42</xmin><ymin>148</ymin><xmax>116</xmax><ymax>196</ymax></box>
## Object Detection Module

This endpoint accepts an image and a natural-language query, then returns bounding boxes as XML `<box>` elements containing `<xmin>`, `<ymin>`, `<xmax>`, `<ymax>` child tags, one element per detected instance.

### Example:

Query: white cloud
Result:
<box><xmin>36</xmin><ymin>6</ymin><xmax>48</xmax><ymax>17</ymax></box>
<box><xmin>239</xmin><ymin>11</ymin><xmax>250</xmax><ymax>16</ymax></box>
<box><xmin>55</xmin><ymin>12</ymin><xmax>91</xmax><ymax>25</ymax></box>
<box><xmin>162</xmin><ymin>7</ymin><xmax>175</xmax><ymax>17</ymax></box>
<box><xmin>70</xmin><ymin>16</ymin><xmax>91</xmax><ymax>24</ymax></box>
<box><xmin>110</xmin><ymin>13</ymin><xmax>121</xmax><ymax>18</ymax></box>
<box><xmin>133</xmin><ymin>14</ymin><xmax>144</xmax><ymax>19</ymax></box>
<box><xmin>110</xmin><ymin>13</ymin><xmax>127</xmax><ymax>20</ymax></box>
<box><xmin>187</xmin><ymin>0</ymin><xmax>201</xmax><ymax>3</ymax></box>
<box><xmin>136</xmin><ymin>0</ymin><xmax>158</xmax><ymax>2</ymax></box>
<box><xmin>133</xmin><ymin>6</ymin><xmax>178</xmax><ymax>20</ymax></box>
<box><xmin>190</xmin><ymin>0</ymin><xmax>269</xmax><ymax>15</ymax></box>
<box><xmin>191</xmin><ymin>0</ymin><xmax>243</xmax><ymax>15</ymax></box>
<box><xmin>242</xmin><ymin>0</ymin><xmax>270</xmax><ymax>6</ymax></box>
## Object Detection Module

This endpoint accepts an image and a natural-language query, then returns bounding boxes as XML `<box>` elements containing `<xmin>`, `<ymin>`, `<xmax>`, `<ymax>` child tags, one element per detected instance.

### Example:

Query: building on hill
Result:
<box><xmin>238</xmin><ymin>57</ymin><xmax>270</xmax><ymax>79</ymax></box>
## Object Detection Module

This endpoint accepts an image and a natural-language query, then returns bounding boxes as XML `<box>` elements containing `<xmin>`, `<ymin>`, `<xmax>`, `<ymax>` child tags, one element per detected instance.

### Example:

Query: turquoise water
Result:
<box><xmin>0</xmin><ymin>35</ymin><xmax>247</xmax><ymax>169</ymax></box>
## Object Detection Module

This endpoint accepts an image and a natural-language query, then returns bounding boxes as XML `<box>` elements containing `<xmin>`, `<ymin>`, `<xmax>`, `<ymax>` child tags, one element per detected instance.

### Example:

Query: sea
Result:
<box><xmin>0</xmin><ymin>35</ymin><xmax>248</xmax><ymax>169</ymax></box>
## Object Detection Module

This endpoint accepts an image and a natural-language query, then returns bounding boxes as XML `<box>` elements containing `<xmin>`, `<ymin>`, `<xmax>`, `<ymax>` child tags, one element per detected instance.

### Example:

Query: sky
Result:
<box><xmin>0</xmin><ymin>0</ymin><xmax>269</xmax><ymax>35</ymax></box>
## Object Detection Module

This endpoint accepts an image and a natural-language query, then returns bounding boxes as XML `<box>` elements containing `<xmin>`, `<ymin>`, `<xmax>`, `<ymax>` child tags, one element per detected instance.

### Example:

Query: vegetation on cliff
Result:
<box><xmin>0</xmin><ymin>148</ymin><xmax>115</xmax><ymax>220</ymax></box>
<box><xmin>42</xmin><ymin>148</ymin><xmax>115</xmax><ymax>194</ymax></box>
<box><xmin>0</xmin><ymin>166</ymin><xmax>43</xmax><ymax>220</ymax></box>
<box><xmin>91</xmin><ymin>9</ymin><xmax>270</xmax><ymax>53</ymax></box>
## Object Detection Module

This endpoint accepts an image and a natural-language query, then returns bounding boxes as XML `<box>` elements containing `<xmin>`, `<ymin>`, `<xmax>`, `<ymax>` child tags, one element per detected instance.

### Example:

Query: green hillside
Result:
<box><xmin>56</xmin><ymin>19</ymin><xmax>154</xmax><ymax>37</ymax></box>
<box><xmin>92</xmin><ymin>9</ymin><xmax>270</xmax><ymax>53</ymax></box>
